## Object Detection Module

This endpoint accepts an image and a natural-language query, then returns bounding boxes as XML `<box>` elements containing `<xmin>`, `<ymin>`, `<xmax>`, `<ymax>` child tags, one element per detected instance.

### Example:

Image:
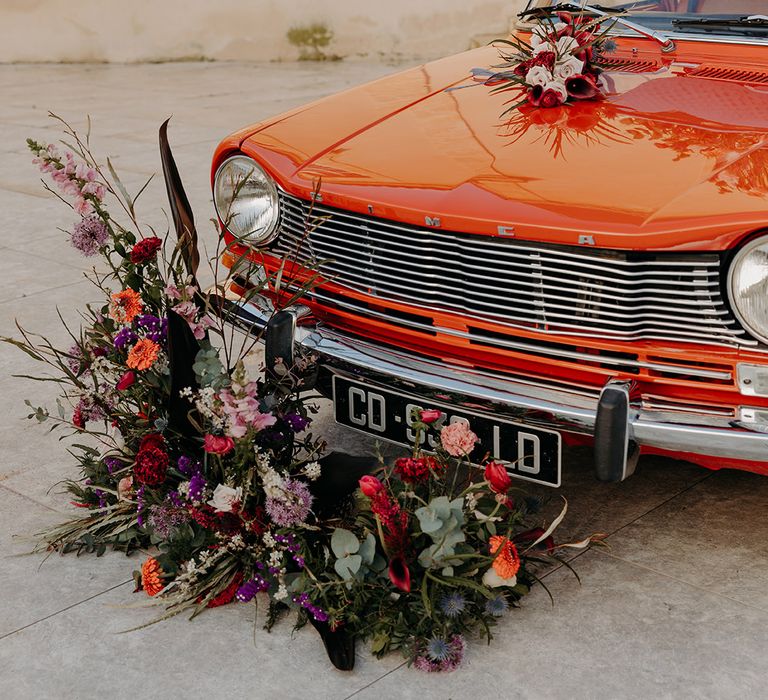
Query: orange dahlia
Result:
<box><xmin>489</xmin><ymin>535</ymin><xmax>521</xmax><ymax>580</ymax></box>
<box><xmin>126</xmin><ymin>338</ymin><xmax>160</xmax><ymax>371</ymax></box>
<box><xmin>110</xmin><ymin>288</ymin><xmax>143</xmax><ymax>324</ymax></box>
<box><xmin>141</xmin><ymin>557</ymin><xmax>164</xmax><ymax>596</ymax></box>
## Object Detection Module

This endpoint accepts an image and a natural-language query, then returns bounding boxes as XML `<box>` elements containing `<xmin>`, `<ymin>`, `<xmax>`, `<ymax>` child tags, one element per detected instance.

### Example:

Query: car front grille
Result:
<box><xmin>275</xmin><ymin>191</ymin><xmax>754</xmax><ymax>348</ymax></box>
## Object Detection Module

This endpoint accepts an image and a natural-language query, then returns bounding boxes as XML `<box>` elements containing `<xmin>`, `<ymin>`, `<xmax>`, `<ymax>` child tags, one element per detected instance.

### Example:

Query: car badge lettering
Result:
<box><xmin>497</xmin><ymin>225</ymin><xmax>515</xmax><ymax>237</ymax></box>
<box><xmin>579</xmin><ymin>235</ymin><xmax>596</xmax><ymax>246</ymax></box>
<box><xmin>425</xmin><ymin>216</ymin><xmax>441</xmax><ymax>228</ymax></box>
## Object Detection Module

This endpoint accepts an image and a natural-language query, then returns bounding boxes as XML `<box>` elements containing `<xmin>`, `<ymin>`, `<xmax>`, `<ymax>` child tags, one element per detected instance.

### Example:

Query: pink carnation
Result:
<box><xmin>440</xmin><ymin>421</ymin><xmax>478</xmax><ymax>458</ymax></box>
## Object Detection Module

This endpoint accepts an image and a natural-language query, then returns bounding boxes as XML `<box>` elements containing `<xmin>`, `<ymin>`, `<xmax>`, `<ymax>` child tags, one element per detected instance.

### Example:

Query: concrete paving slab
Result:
<box><xmin>0</xmin><ymin>488</ymin><xmax>132</xmax><ymax>639</ymax></box>
<box><xmin>350</xmin><ymin>550</ymin><xmax>768</xmax><ymax>700</ymax></box>
<box><xmin>606</xmin><ymin>468</ymin><xmax>768</xmax><ymax>612</ymax></box>
<box><xmin>0</xmin><ymin>580</ymin><xmax>402</xmax><ymax>700</ymax></box>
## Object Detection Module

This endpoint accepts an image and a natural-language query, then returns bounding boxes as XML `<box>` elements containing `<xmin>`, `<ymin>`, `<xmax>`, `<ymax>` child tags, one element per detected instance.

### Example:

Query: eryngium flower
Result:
<box><xmin>439</xmin><ymin>592</ymin><xmax>466</xmax><ymax>618</ymax></box>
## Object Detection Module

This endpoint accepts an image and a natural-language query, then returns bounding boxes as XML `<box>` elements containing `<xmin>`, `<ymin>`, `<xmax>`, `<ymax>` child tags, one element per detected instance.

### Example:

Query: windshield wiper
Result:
<box><xmin>673</xmin><ymin>15</ymin><xmax>768</xmax><ymax>35</ymax></box>
<box><xmin>518</xmin><ymin>3</ymin><xmax>676</xmax><ymax>53</ymax></box>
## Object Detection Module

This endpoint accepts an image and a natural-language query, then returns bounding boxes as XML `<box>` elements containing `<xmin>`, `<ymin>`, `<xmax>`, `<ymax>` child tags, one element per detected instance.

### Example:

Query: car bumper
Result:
<box><xmin>225</xmin><ymin>293</ymin><xmax>768</xmax><ymax>480</ymax></box>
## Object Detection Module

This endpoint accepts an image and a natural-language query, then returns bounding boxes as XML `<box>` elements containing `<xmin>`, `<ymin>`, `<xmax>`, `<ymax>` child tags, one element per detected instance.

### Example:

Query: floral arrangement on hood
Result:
<box><xmin>7</xmin><ymin>115</ymin><xmax>598</xmax><ymax>675</ymax></box>
<box><xmin>480</xmin><ymin>11</ymin><xmax>617</xmax><ymax>112</ymax></box>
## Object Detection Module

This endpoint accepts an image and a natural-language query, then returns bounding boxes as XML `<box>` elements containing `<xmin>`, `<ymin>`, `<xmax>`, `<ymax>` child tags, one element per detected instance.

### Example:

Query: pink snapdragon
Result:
<box><xmin>219</xmin><ymin>383</ymin><xmax>277</xmax><ymax>439</ymax></box>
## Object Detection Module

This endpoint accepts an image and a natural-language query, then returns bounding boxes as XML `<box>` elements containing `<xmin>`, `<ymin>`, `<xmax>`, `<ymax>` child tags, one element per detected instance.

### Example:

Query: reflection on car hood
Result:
<box><xmin>242</xmin><ymin>47</ymin><xmax>768</xmax><ymax>251</ymax></box>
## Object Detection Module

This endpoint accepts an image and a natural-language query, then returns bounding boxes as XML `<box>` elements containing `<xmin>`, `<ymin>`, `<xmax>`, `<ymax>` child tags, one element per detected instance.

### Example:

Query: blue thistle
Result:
<box><xmin>439</xmin><ymin>592</ymin><xmax>466</xmax><ymax>618</ymax></box>
<box><xmin>426</xmin><ymin>636</ymin><xmax>451</xmax><ymax>662</ymax></box>
<box><xmin>484</xmin><ymin>594</ymin><xmax>509</xmax><ymax>617</ymax></box>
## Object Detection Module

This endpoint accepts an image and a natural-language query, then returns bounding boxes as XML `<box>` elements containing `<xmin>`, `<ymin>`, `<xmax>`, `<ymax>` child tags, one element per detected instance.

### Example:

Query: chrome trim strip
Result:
<box><xmin>226</xmin><ymin>294</ymin><xmax>768</xmax><ymax>464</ymax></box>
<box><xmin>308</xmin><ymin>289</ymin><xmax>733</xmax><ymax>380</ymax></box>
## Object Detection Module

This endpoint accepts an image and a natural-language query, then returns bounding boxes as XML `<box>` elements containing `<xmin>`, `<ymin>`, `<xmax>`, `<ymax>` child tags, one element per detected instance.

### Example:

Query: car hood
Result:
<box><xmin>241</xmin><ymin>46</ymin><xmax>768</xmax><ymax>251</ymax></box>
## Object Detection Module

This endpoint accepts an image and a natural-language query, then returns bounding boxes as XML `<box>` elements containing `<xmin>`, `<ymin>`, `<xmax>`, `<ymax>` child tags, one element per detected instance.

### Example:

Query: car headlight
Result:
<box><xmin>728</xmin><ymin>234</ymin><xmax>768</xmax><ymax>345</ymax></box>
<box><xmin>213</xmin><ymin>155</ymin><xmax>279</xmax><ymax>245</ymax></box>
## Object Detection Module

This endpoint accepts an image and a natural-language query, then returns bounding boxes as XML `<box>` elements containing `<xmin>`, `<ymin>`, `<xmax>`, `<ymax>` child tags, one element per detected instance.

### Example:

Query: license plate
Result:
<box><xmin>332</xmin><ymin>376</ymin><xmax>561</xmax><ymax>487</ymax></box>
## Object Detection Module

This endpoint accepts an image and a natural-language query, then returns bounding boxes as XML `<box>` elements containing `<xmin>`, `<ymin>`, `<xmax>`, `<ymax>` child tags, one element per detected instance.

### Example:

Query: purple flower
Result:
<box><xmin>69</xmin><ymin>215</ymin><xmax>108</xmax><ymax>256</ymax></box>
<box><xmin>65</xmin><ymin>344</ymin><xmax>85</xmax><ymax>375</ymax></box>
<box><xmin>292</xmin><ymin>593</ymin><xmax>328</xmax><ymax>622</ymax></box>
<box><xmin>147</xmin><ymin>503</ymin><xmax>190</xmax><ymax>538</ymax></box>
<box><xmin>178</xmin><ymin>455</ymin><xmax>201</xmax><ymax>476</ymax></box>
<box><xmin>104</xmin><ymin>457</ymin><xmax>122</xmax><ymax>474</ymax></box>
<box><xmin>113</xmin><ymin>327</ymin><xmax>137</xmax><ymax>349</ymax></box>
<box><xmin>188</xmin><ymin>473</ymin><xmax>206</xmax><ymax>502</ymax></box>
<box><xmin>236</xmin><ymin>575</ymin><xmax>269</xmax><ymax>602</ymax></box>
<box><xmin>137</xmin><ymin>315</ymin><xmax>167</xmax><ymax>344</ymax></box>
<box><xmin>136</xmin><ymin>485</ymin><xmax>146</xmax><ymax>526</ymax></box>
<box><xmin>285</xmin><ymin>413</ymin><xmax>310</xmax><ymax>433</ymax></box>
<box><xmin>265</xmin><ymin>478</ymin><xmax>313</xmax><ymax>527</ymax></box>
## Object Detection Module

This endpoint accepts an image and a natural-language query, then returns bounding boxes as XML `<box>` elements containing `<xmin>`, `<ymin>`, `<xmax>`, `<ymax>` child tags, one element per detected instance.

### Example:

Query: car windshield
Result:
<box><xmin>526</xmin><ymin>2</ymin><xmax>768</xmax><ymax>34</ymax></box>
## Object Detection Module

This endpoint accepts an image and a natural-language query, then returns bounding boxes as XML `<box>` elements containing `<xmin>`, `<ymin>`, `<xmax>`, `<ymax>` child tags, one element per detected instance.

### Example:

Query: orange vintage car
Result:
<box><xmin>211</xmin><ymin>1</ymin><xmax>768</xmax><ymax>487</ymax></box>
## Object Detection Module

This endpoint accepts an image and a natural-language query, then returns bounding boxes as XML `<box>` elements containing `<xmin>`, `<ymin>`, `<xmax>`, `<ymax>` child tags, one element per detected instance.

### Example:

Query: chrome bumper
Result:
<box><xmin>227</xmin><ymin>295</ymin><xmax>768</xmax><ymax>476</ymax></box>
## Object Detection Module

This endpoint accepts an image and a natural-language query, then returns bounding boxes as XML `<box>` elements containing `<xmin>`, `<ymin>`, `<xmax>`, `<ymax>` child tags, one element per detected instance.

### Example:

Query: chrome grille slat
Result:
<box><xmin>281</xmin><ymin>203</ymin><xmax>721</xmax><ymax>273</ymax></box>
<box><xmin>275</xmin><ymin>192</ymin><xmax>753</xmax><ymax>347</ymax></box>
<box><xmin>291</xmin><ymin>252</ymin><xmax>734</xmax><ymax>332</ymax></box>
<box><xmin>280</xmin><ymin>215</ymin><xmax>722</xmax><ymax>285</ymax></box>
<box><xmin>280</xmin><ymin>227</ymin><xmax>726</xmax><ymax>303</ymax></box>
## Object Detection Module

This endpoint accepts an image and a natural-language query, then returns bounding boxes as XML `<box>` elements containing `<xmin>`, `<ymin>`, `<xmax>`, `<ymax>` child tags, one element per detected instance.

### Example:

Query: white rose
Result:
<box><xmin>556</xmin><ymin>36</ymin><xmax>580</xmax><ymax>57</ymax></box>
<box><xmin>482</xmin><ymin>567</ymin><xmax>517</xmax><ymax>589</ymax></box>
<box><xmin>525</xmin><ymin>65</ymin><xmax>553</xmax><ymax>87</ymax></box>
<box><xmin>543</xmin><ymin>80</ymin><xmax>568</xmax><ymax>102</ymax></box>
<box><xmin>554</xmin><ymin>55</ymin><xmax>584</xmax><ymax>80</ymax></box>
<box><xmin>208</xmin><ymin>484</ymin><xmax>242</xmax><ymax>512</ymax></box>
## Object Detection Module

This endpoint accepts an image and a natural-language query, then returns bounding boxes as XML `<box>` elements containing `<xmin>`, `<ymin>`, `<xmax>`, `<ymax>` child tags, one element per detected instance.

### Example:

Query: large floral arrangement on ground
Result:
<box><xmin>6</xmin><ymin>117</ymin><xmax>594</xmax><ymax>672</ymax></box>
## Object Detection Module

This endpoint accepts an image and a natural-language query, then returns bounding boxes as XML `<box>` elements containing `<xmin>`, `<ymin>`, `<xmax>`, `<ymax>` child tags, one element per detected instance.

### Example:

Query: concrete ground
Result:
<box><xmin>0</xmin><ymin>62</ymin><xmax>767</xmax><ymax>700</ymax></box>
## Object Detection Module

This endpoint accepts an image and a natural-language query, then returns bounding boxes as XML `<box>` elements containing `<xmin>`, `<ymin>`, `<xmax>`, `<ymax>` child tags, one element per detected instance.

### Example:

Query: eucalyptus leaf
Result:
<box><xmin>330</xmin><ymin>527</ymin><xmax>360</xmax><ymax>558</ymax></box>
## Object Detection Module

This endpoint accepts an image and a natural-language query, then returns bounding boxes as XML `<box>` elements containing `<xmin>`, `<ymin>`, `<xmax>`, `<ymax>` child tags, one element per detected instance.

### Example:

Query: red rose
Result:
<box><xmin>359</xmin><ymin>475</ymin><xmax>384</xmax><ymax>497</ymax></box>
<box><xmin>204</xmin><ymin>434</ymin><xmax>235</xmax><ymax>455</ymax></box>
<box><xmin>129</xmin><ymin>236</ymin><xmax>162</xmax><ymax>265</ymax></box>
<box><xmin>540</xmin><ymin>87</ymin><xmax>566</xmax><ymax>109</ymax></box>
<box><xmin>134</xmin><ymin>444</ymin><xmax>169</xmax><ymax>486</ymax></box>
<box><xmin>419</xmin><ymin>409</ymin><xmax>443</xmax><ymax>424</ymax></box>
<box><xmin>484</xmin><ymin>461</ymin><xmax>512</xmax><ymax>494</ymax></box>
<box><xmin>116</xmin><ymin>370</ymin><xmax>136</xmax><ymax>391</ymax></box>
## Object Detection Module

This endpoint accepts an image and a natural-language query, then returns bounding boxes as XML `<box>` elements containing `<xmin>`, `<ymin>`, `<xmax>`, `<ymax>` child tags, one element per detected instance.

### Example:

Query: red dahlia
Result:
<box><xmin>394</xmin><ymin>456</ymin><xmax>441</xmax><ymax>484</ymax></box>
<box><xmin>129</xmin><ymin>236</ymin><xmax>162</xmax><ymax>265</ymax></box>
<box><xmin>134</xmin><ymin>445</ymin><xmax>169</xmax><ymax>486</ymax></box>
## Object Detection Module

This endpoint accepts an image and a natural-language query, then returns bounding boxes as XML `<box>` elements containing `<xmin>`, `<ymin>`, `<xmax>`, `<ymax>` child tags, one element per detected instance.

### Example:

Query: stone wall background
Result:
<box><xmin>0</xmin><ymin>0</ymin><xmax>526</xmax><ymax>63</ymax></box>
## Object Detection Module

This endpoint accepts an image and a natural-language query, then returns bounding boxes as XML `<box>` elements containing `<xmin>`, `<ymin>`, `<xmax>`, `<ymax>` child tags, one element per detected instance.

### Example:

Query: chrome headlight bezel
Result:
<box><xmin>213</xmin><ymin>154</ymin><xmax>280</xmax><ymax>246</ymax></box>
<box><xmin>728</xmin><ymin>233</ymin><xmax>768</xmax><ymax>346</ymax></box>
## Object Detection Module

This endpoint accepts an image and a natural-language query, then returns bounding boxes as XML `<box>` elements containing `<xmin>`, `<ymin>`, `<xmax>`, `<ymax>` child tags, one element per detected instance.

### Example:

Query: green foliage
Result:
<box><xmin>286</xmin><ymin>23</ymin><xmax>342</xmax><ymax>61</ymax></box>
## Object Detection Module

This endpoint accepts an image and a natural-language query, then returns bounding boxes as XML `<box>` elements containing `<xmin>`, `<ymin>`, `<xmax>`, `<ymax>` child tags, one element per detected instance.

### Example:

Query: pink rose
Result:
<box><xmin>440</xmin><ymin>421</ymin><xmax>479</xmax><ymax>458</ymax></box>
<box><xmin>204</xmin><ymin>434</ymin><xmax>235</xmax><ymax>455</ymax></box>
<box><xmin>117</xmin><ymin>476</ymin><xmax>133</xmax><ymax>501</ymax></box>
<box><xmin>419</xmin><ymin>409</ymin><xmax>443</xmax><ymax>424</ymax></box>
<box><xmin>359</xmin><ymin>475</ymin><xmax>384</xmax><ymax>497</ymax></box>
